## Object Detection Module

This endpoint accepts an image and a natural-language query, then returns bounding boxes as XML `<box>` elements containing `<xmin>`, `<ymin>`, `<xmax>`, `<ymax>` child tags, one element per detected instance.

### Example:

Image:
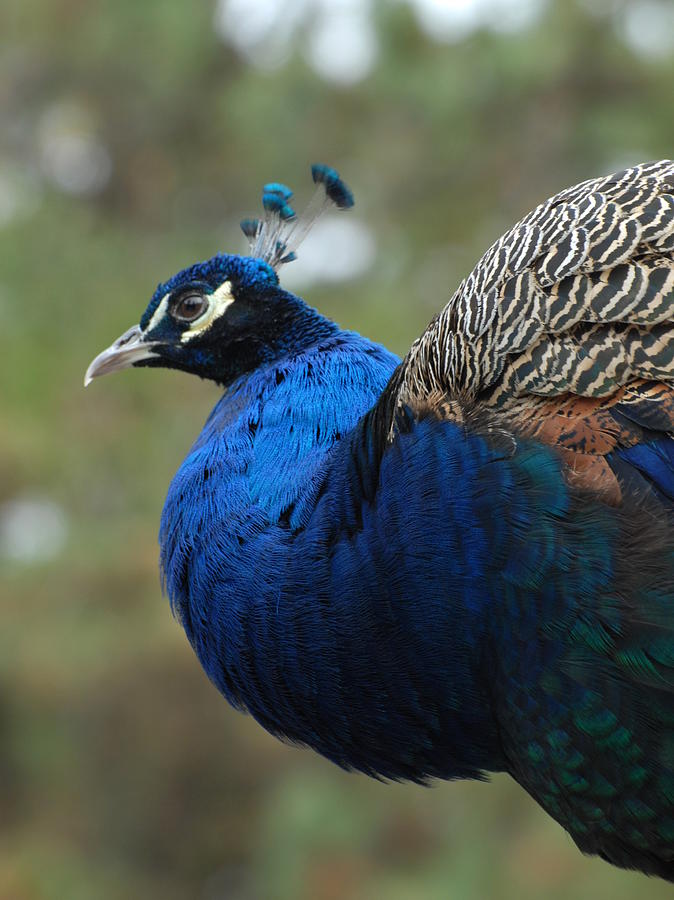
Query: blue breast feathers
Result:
<box><xmin>158</xmin><ymin>326</ymin><xmax>627</xmax><ymax>782</ymax></box>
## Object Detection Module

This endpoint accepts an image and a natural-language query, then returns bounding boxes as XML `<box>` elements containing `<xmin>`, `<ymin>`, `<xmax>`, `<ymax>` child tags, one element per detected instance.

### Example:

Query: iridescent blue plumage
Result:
<box><xmin>86</xmin><ymin>162</ymin><xmax>674</xmax><ymax>881</ymax></box>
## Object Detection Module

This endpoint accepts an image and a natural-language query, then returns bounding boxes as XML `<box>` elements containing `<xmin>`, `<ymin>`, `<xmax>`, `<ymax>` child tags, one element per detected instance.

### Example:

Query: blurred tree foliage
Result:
<box><xmin>1</xmin><ymin>1</ymin><xmax>674</xmax><ymax>898</ymax></box>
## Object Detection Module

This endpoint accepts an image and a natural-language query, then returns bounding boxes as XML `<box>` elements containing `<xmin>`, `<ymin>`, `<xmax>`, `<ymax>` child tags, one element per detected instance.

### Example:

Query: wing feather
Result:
<box><xmin>387</xmin><ymin>161</ymin><xmax>674</xmax><ymax>502</ymax></box>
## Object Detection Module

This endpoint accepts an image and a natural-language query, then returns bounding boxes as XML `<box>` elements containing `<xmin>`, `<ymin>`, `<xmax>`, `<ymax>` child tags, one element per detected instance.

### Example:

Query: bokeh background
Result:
<box><xmin>2</xmin><ymin>1</ymin><xmax>674</xmax><ymax>898</ymax></box>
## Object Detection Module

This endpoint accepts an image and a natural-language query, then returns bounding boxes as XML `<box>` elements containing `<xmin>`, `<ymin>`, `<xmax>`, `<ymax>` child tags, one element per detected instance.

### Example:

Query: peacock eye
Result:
<box><xmin>171</xmin><ymin>292</ymin><xmax>209</xmax><ymax>323</ymax></box>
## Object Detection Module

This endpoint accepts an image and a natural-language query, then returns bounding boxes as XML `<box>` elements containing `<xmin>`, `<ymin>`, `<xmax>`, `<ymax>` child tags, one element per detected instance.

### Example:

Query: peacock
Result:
<box><xmin>86</xmin><ymin>162</ymin><xmax>674</xmax><ymax>881</ymax></box>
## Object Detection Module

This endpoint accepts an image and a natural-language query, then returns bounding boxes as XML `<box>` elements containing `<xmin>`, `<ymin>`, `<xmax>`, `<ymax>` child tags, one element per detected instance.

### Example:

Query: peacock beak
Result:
<box><xmin>84</xmin><ymin>325</ymin><xmax>160</xmax><ymax>386</ymax></box>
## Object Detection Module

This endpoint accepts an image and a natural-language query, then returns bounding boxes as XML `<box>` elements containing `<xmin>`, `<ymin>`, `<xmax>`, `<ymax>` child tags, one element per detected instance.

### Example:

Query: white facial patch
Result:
<box><xmin>146</xmin><ymin>294</ymin><xmax>169</xmax><ymax>332</ymax></box>
<box><xmin>181</xmin><ymin>280</ymin><xmax>235</xmax><ymax>342</ymax></box>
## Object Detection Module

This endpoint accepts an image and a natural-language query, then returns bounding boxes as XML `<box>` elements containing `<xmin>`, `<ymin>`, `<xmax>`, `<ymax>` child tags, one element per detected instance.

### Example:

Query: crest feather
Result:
<box><xmin>240</xmin><ymin>164</ymin><xmax>354</xmax><ymax>271</ymax></box>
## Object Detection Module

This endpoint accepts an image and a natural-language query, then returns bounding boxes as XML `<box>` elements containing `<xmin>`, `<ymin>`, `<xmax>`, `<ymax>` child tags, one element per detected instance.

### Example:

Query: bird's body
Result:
<box><xmin>87</xmin><ymin>162</ymin><xmax>674</xmax><ymax>880</ymax></box>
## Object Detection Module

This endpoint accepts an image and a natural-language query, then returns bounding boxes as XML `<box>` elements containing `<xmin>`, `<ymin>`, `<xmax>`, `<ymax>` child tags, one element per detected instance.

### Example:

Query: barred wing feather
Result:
<box><xmin>388</xmin><ymin>160</ymin><xmax>674</xmax><ymax>503</ymax></box>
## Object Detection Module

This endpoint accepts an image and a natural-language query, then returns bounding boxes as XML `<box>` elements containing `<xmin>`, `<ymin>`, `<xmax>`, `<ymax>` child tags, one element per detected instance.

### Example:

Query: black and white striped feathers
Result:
<box><xmin>381</xmin><ymin>161</ymin><xmax>674</xmax><ymax>501</ymax></box>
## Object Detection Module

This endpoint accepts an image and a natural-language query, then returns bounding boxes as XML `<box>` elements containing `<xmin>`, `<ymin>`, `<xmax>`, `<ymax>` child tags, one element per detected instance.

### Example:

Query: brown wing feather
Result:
<box><xmin>495</xmin><ymin>381</ymin><xmax>674</xmax><ymax>502</ymax></box>
<box><xmin>391</xmin><ymin>161</ymin><xmax>674</xmax><ymax>501</ymax></box>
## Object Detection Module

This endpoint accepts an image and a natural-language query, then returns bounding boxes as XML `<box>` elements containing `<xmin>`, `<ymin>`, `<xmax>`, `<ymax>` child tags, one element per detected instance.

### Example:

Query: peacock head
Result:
<box><xmin>84</xmin><ymin>165</ymin><xmax>353</xmax><ymax>388</ymax></box>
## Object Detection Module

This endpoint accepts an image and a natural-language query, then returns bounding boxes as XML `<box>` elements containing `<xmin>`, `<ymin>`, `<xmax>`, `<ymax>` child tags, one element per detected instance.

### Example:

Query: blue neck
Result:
<box><xmin>169</xmin><ymin>328</ymin><xmax>398</xmax><ymax>525</ymax></box>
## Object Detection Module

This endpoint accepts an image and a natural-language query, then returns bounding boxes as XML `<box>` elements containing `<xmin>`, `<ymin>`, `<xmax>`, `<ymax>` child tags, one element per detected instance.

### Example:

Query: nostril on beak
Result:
<box><xmin>84</xmin><ymin>325</ymin><xmax>158</xmax><ymax>386</ymax></box>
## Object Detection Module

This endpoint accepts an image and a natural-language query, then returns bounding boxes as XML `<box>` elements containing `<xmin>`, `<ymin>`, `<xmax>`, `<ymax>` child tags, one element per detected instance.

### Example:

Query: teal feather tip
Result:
<box><xmin>239</xmin><ymin>217</ymin><xmax>261</xmax><ymax>239</ymax></box>
<box><xmin>262</xmin><ymin>183</ymin><xmax>296</xmax><ymax>220</ymax></box>
<box><xmin>238</xmin><ymin>164</ymin><xmax>355</xmax><ymax>270</ymax></box>
<box><xmin>311</xmin><ymin>163</ymin><xmax>355</xmax><ymax>209</ymax></box>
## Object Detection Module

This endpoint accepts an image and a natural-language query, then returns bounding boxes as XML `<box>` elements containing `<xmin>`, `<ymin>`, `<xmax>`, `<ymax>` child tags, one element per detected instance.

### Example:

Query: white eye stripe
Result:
<box><xmin>146</xmin><ymin>294</ymin><xmax>169</xmax><ymax>332</ymax></box>
<box><xmin>180</xmin><ymin>280</ymin><xmax>235</xmax><ymax>342</ymax></box>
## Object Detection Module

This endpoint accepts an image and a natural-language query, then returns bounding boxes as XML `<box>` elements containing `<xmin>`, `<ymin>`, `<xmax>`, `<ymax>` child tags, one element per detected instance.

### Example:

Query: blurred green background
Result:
<box><xmin>2</xmin><ymin>1</ymin><xmax>674</xmax><ymax>897</ymax></box>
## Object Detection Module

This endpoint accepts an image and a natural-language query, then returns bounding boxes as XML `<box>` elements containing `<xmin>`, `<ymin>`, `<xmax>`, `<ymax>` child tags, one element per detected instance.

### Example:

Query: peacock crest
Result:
<box><xmin>239</xmin><ymin>163</ymin><xmax>354</xmax><ymax>271</ymax></box>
